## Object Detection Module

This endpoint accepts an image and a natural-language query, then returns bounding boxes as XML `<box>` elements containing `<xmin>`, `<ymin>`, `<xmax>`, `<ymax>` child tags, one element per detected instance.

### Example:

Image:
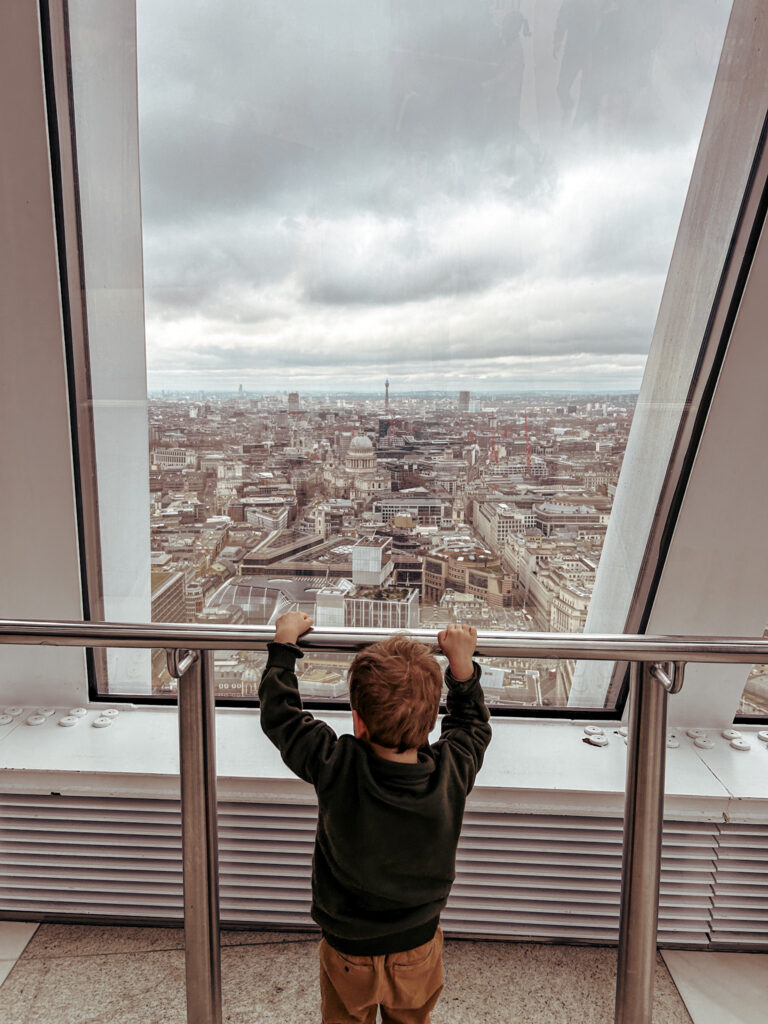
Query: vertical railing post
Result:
<box><xmin>615</xmin><ymin>661</ymin><xmax>671</xmax><ymax>1024</ymax></box>
<box><xmin>172</xmin><ymin>649</ymin><xmax>223</xmax><ymax>1024</ymax></box>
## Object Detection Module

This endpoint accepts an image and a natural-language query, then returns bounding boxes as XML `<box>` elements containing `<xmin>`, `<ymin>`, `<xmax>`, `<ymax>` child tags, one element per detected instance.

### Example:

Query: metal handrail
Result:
<box><xmin>2</xmin><ymin>619</ymin><xmax>767</xmax><ymax>1024</ymax></box>
<box><xmin>2</xmin><ymin>617</ymin><xmax>768</xmax><ymax>662</ymax></box>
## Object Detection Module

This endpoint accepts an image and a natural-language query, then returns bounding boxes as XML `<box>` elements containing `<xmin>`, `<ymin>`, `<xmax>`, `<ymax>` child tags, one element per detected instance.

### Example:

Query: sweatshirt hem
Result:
<box><xmin>321</xmin><ymin>916</ymin><xmax>440</xmax><ymax>956</ymax></box>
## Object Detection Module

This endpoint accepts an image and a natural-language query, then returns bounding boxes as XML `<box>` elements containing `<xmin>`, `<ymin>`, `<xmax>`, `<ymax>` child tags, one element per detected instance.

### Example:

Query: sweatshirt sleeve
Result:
<box><xmin>434</xmin><ymin>662</ymin><xmax>492</xmax><ymax>794</ymax></box>
<box><xmin>258</xmin><ymin>641</ymin><xmax>338</xmax><ymax>786</ymax></box>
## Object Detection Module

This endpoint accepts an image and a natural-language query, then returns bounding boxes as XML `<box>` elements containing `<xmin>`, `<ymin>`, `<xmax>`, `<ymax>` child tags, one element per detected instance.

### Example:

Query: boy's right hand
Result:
<box><xmin>438</xmin><ymin>624</ymin><xmax>477</xmax><ymax>682</ymax></box>
<box><xmin>274</xmin><ymin>612</ymin><xmax>313</xmax><ymax>646</ymax></box>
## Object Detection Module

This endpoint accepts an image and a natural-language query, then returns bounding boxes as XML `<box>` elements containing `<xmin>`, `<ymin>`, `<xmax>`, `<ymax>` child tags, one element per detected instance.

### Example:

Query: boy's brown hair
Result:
<box><xmin>348</xmin><ymin>634</ymin><xmax>443</xmax><ymax>752</ymax></box>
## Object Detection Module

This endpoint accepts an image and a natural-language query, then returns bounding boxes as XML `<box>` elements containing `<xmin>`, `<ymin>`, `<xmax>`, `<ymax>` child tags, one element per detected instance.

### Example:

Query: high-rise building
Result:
<box><xmin>351</xmin><ymin>536</ymin><xmax>394</xmax><ymax>586</ymax></box>
<box><xmin>288</xmin><ymin>392</ymin><xmax>300</xmax><ymax>414</ymax></box>
<box><xmin>151</xmin><ymin>570</ymin><xmax>186</xmax><ymax>623</ymax></box>
<box><xmin>344</xmin><ymin>585</ymin><xmax>419</xmax><ymax>629</ymax></box>
<box><xmin>151</xmin><ymin>447</ymin><xmax>188</xmax><ymax>469</ymax></box>
<box><xmin>458</xmin><ymin>390</ymin><xmax>470</xmax><ymax>412</ymax></box>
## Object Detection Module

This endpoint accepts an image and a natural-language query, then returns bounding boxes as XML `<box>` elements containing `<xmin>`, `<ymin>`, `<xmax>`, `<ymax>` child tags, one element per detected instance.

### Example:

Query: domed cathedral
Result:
<box><xmin>344</xmin><ymin>433</ymin><xmax>377</xmax><ymax>473</ymax></box>
<box><xmin>342</xmin><ymin>433</ymin><xmax>390</xmax><ymax>501</ymax></box>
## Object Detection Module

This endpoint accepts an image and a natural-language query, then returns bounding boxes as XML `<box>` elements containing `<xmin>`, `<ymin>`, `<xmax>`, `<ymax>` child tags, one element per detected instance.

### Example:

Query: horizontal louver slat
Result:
<box><xmin>2</xmin><ymin>793</ymin><xmax>765</xmax><ymax>948</ymax></box>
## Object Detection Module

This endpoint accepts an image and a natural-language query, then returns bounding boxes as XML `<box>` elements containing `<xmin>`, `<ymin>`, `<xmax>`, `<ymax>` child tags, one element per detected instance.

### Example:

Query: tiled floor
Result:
<box><xmin>661</xmin><ymin>949</ymin><xmax>768</xmax><ymax>1024</ymax></box>
<box><xmin>0</xmin><ymin>921</ymin><xmax>38</xmax><ymax>987</ymax></box>
<box><xmin>0</xmin><ymin>922</ymin><xmax>697</xmax><ymax>1024</ymax></box>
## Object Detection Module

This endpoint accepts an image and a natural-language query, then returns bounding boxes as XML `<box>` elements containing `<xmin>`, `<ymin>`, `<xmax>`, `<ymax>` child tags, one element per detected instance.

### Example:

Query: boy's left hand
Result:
<box><xmin>274</xmin><ymin>612</ymin><xmax>314</xmax><ymax>645</ymax></box>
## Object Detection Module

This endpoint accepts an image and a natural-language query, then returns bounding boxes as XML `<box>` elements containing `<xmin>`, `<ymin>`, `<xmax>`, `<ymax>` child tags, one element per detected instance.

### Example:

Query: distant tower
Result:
<box><xmin>489</xmin><ymin>409</ymin><xmax>498</xmax><ymax>463</ymax></box>
<box><xmin>458</xmin><ymin>390</ymin><xmax>470</xmax><ymax>413</ymax></box>
<box><xmin>238</xmin><ymin>383</ymin><xmax>243</xmax><ymax>396</ymax></box>
<box><xmin>288</xmin><ymin>392</ymin><xmax>300</xmax><ymax>415</ymax></box>
<box><xmin>385</xmin><ymin>379</ymin><xmax>390</xmax><ymax>411</ymax></box>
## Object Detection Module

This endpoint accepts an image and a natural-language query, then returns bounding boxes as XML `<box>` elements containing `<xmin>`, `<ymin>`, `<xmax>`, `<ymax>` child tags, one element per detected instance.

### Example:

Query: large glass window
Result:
<box><xmin>90</xmin><ymin>0</ymin><xmax>736</xmax><ymax>708</ymax></box>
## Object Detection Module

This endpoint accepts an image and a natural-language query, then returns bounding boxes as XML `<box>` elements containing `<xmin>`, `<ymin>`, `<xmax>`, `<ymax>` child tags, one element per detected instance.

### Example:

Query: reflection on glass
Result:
<box><xmin>125</xmin><ymin>0</ymin><xmax>734</xmax><ymax>707</ymax></box>
<box><xmin>739</xmin><ymin>627</ymin><xmax>768</xmax><ymax>717</ymax></box>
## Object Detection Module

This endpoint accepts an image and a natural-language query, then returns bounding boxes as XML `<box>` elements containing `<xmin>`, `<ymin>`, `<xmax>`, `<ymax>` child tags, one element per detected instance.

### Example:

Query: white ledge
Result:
<box><xmin>1</xmin><ymin>706</ymin><xmax>766</xmax><ymax>822</ymax></box>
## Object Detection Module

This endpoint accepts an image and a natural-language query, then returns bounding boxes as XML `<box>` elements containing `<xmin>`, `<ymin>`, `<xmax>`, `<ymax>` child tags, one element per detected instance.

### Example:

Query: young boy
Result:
<box><xmin>259</xmin><ymin>612</ymin><xmax>492</xmax><ymax>1024</ymax></box>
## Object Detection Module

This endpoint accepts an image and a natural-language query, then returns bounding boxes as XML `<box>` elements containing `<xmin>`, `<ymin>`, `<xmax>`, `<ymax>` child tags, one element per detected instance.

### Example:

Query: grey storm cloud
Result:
<box><xmin>137</xmin><ymin>0</ymin><xmax>732</xmax><ymax>390</ymax></box>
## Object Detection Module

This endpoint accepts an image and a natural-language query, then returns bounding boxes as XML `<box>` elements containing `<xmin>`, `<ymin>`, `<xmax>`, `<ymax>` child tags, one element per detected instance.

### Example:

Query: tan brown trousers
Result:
<box><xmin>318</xmin><ymin>927</ymin><xmax>445</xmax><ymax>1024</ymax></box>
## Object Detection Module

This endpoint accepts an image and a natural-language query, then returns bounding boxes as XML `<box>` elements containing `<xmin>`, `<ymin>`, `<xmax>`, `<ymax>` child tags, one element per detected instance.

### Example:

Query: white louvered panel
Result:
<box><xmin>449</xmin><ymin>813</ymin><xmax>715</xmax><ymax>946</ymax></box>
<box><xmin>450</xmin><ymin>881</ymin><xmax>711</xmax><ymax>915</ymax></box>
<box><xmin>0</xmin><ymin>793</ymin><xmax>317</xmax><ymax>923</ymax></box>
<box><xmin>445</xmin><ymin>894</ymin><xmax>710</xmax><ymax>927</ymax></box>
<box><xmin>0</xmin><ymin>794</ymin><xmax>726</xmax><ymax>947</ymax></box>
<box><xmin>217</xmin><ymin>803</ymin><xmax>315</xmax><ymax>926</ymax></box>
<box><xmin>709</xmin><ymin>822</ymin><xmax>768</xmax><ymax>948</ymax></box>
<box><xmin>710</xmin><ymin>932</ymin><xmax>768</xmax><ymax>945</ymax></box>
<box><xmin>713</xmin><ymin>887</ymin><xmax>768</xmax><ymax>909</ymax></box>
<box><xmin>220</xmin><ymin>803</ymin><xmax>313</xmax><ymax>924</ymax></box>
<box><xmin>460</xmin><ymin>815</ymin><xmax>714</xmax><ymax>843</ymax></box>
<box><xmin>1</xmin><ymin>832</ymin><xmax>179</xmax><ymax>850</ymax></box>
<box><xmin>715</xmin><ymin>825</ymin><xmax>768</xmax><ymax>851</ymax></box>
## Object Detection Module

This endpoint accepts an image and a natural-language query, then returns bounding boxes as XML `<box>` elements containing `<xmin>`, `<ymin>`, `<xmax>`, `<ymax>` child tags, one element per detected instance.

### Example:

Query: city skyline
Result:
<box><xmin>147</xmin><ymin>385</ymin><xmax>641</xmax><ymax>397</ymax></box>
<box><xmin>144</xmin><ymin>389</ymin><xmax>629</xmax><ymax>709</ymax></box>
<box><xmin>129</xmin><ymin>382</ymin><xmax>767</xmax><ymax>714</ymax></box>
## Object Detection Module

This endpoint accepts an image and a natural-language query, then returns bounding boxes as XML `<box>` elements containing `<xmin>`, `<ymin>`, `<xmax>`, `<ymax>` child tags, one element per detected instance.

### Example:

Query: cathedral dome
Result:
<box><xmin>345</xmin><ymin>433</ymin><xmax>377</xmax><ymax>475</ymax></box>
<box><xmin>349</xmin><ymin>434</ymin><xmax>374</xmax><ymax>452</ymax></box>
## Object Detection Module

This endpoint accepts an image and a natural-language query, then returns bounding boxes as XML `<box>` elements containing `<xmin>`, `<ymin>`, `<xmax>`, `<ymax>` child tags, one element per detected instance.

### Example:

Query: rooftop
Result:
<box><xmin>350</xmin><ymin>585</ymin><xmax>416</xmax><ymax>602</ymax></box>
<box><xmin>150</xmin><ymin>568</ymin><xmax>184</xmax><ymax>596</ymax></box>
<box><xmin>353</xmin><ymin>535</ymin><xmax>389</xmax><ymax>548</ymax></box>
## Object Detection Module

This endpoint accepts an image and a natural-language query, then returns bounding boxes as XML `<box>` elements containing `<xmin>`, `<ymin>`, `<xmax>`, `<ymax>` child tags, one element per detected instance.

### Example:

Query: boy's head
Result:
<box><xmin>348</xmin><ymin>634</ymin><xmax>443</xmax><ymax>752</ymax></box>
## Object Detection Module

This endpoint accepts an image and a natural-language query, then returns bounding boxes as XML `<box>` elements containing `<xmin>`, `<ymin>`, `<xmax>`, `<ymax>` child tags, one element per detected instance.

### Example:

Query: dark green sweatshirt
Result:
<box><xmin>258</xmin><ymin>641</ymin><xmax>492</xmax><ymax>955</ymax></box>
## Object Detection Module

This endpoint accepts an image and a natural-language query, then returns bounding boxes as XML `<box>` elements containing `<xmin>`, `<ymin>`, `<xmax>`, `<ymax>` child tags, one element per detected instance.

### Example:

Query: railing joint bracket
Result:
<box><xmin>167</xmin><ymin>648</ymin><xmax>199</xmax><ymax>679</ymax></box>
<box><xmin>650</xmin><ymin>660</ymin><xmax>686</xmax><ymax>694</ymax></box>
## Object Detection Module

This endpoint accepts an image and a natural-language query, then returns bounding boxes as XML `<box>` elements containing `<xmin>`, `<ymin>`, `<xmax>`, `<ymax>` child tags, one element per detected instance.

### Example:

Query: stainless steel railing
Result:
<box><xmin>3</xmin><ymin>618</ymin><xmax>768</xmax><ymax>660</ymax></box>
<box><xmin>2</xmin><ymin>618</ymin><xmax>767</xmax><ymax>1024</ymax></box>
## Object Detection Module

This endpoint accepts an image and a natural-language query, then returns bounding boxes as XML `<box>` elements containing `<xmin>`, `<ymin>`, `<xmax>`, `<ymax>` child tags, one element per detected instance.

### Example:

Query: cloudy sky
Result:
<box><xmin>137</xmin><ymin>0</ymin><xmax>732</xmax><ymax>394</ymax></box>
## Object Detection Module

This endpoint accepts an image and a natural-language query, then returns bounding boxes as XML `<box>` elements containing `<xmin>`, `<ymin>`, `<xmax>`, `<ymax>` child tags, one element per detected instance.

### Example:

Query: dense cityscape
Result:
<box><xmin>146</xmin><ymin>387</ymin><xmax>767</xmax><ymax>713</ymax></box>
